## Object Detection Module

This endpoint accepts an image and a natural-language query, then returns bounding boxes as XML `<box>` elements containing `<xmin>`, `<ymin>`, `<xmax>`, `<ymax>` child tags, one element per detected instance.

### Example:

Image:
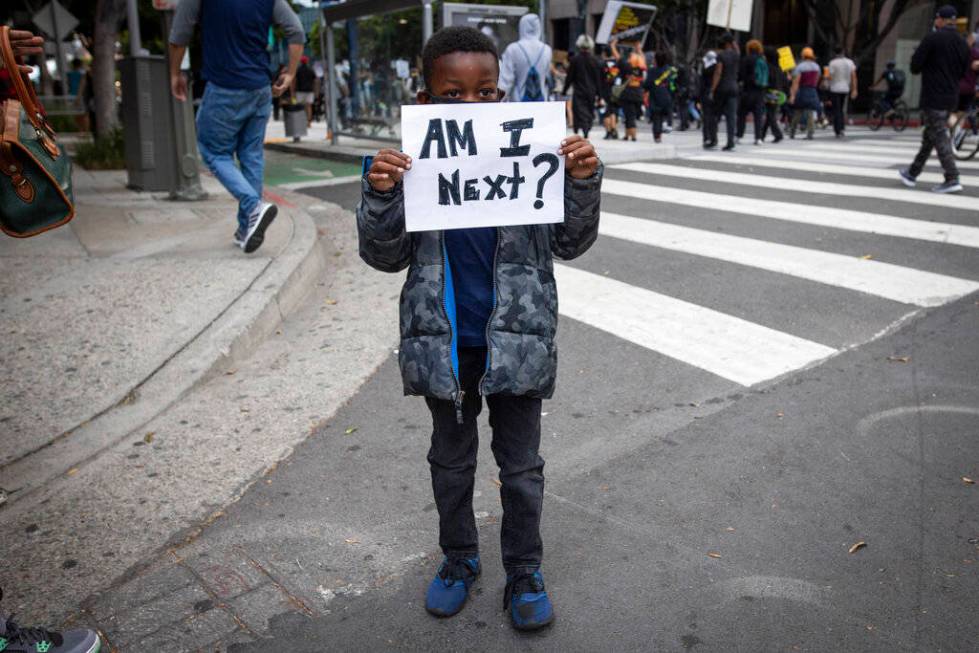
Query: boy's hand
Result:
<box><xmin>367</xmin><ymin>149</ymin><xmax>412</xmax><ymax>192</ymax></box>
<box><xmin>558</xmin><ymin>136</ymin><xmax>599</xmax><ymax>179</ymax></box>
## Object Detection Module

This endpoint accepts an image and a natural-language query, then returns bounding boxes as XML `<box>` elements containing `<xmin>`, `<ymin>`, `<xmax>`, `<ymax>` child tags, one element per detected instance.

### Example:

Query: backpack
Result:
<box><xmin>887</xmin><ymin>69</ymin><xmax>906</xmax><ymax>92</ymax></box>
<box><xmin>518</xmin><ymin>43</ymin><xmax>545</xmax><ymax>102</ymax></box>
<box><xmin>753</xmin><ymin>56</ymin><xmax>769</xmax><ymax>88</ymax></box>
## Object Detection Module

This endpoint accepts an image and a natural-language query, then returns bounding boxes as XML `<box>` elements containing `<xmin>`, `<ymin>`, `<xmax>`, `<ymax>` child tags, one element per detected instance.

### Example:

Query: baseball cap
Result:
<box><xmin>936</xmin><ymin>5</ymin><xmax>957</xmax><ymax>19</ymax></box>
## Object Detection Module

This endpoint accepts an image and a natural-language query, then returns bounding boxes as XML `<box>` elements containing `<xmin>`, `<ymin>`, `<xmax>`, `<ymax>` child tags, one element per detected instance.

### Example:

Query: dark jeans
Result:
<box><xmin>701</xmin><ymin>98</ymin><xmax>717</xmax><ymax>144</ymax></box>
<box><xmin>830</xmin><ymin>92</ymin><xmax>848</xmax><ymax>135</ymax></box>
<box><xmin>650</xmin><ymin>106</ymin><xmax>669</xmax><ymax>139</ymax></box>
<box><xmin>761</xmin><ymin>102</ymin><xmax>783</xmax><ymax>141</ymax></box>
<box><xmin>621</xmin><ymin>99</ymin><xmax>642</xmax><ymax>129</ymax></box>
<box><xmin>737</xmin><ymin>88</ymin><xmax>764</xmax><ymax>141</ymax></box>
<box><xmin>715</xmin><ymin>90</ymin><xmax>738</xmax><ymax>146</ymax></box>
<box><xmin>909</xmin><ymin>108</ymin><xmax>959</xmax><ymax>182</ymax></box>
<box><xmin>426</xmin><ymin>347</ymin><xmax>544</xmax><ymax>574</ymax></box>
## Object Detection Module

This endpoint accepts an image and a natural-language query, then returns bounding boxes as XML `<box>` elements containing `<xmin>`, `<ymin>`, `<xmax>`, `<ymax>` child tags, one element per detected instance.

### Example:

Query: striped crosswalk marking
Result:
<box><xmin>601</xmin><ymin>178</ymin><xmax>979</xmax><ymax>248</ymax></box>
<box><xmin>692</xmin><ymin>154</ymin><xmax>979</xmax><ymax>186</ymax></box>
<box><xmin>554</xmin><ymin>265</ymin><xmax>838</xmax><ymax>386</ymax></box>
<box><xmin>612</xmin><ymin>162</ymin><xmax>977</xmax><ymax>211</ymax></box>
<box><xmin>746</xmin><ymin>148</ymin><xmax>979</xmax><ymax>170</ymax></box>
<box><xmin>598</xmin><ymin>212</ymin><xmax>979</xmax><ymax>306</ymax></box>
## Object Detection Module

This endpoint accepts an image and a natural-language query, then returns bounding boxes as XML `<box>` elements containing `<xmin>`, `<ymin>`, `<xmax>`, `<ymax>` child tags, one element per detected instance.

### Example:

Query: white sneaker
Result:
<box><xmin>242</xmin><ymin>202</ymin><xmax>278</xmax><ymax>254</ymax></box>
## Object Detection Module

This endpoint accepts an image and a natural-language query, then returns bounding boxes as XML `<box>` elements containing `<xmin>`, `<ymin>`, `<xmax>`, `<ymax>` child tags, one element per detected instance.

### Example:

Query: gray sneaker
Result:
<box><xmin>242</xmin><ymin>202</ymin><xmax>278</xmax><ymax>254</ymax></box>
<box><xmin>898</xmin><ymin>168</ymin><xmax>916</xmax><ymax>188</ymax></box>
<box><xmin>932</xmin><ymin>179</ymin><xmax>963</xmax><ymax>194</ymax></box>
<box><xmin>0</xmin><ymin>589</ymin><xmax>101</xmax><ymax>653</ymax></box>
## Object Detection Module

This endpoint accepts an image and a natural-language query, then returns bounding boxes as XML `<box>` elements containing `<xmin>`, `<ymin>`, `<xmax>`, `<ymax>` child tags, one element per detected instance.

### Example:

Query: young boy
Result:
<box><xmin>357</xmin><ymin>26</ymin><xmax>602</xmax><ymax>631</ymax></box>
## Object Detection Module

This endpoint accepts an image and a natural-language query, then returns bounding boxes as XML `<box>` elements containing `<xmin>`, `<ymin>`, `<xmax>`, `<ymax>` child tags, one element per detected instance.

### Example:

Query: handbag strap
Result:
<box><xmin>0</xmin><ymin>26</ymin><xmax>52</xmax><ymax>137</ymax></box>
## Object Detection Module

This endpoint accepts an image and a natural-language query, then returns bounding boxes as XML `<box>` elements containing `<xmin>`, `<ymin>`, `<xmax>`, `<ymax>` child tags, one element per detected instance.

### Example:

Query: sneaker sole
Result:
<box><xmin>932</xmin><ymin>186</ymin><xmax>963</xmax><ymax>194</ymax></box>
<box><xmin>244</xmin><ymin>205</ymin><xmax>278</xmax><ymax>254</ymax></box>
<box><xmin>899</xmin><ymin>176</ymin><xmax>916</xmax><ymax>188</ymax></box>
<box><xmin>511</xmin><ymin>611</ymin><xmax>556</xmax><ymax>631</ymax></box>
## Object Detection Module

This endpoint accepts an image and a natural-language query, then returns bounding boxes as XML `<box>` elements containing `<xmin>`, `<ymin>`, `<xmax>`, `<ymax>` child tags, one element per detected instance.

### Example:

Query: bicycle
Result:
<box><xmin>949</xmin><ymin>100</ymin><xmax>979</xmax><ymax>161</ymax></box>
<box><xmin>868</xmin><ymin>91</ymin><xmax>909</xmax><ymax>132</ymax></box>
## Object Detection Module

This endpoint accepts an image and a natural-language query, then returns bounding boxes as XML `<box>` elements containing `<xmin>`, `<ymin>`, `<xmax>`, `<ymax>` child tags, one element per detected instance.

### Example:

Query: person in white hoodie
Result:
<box><xmin>499</xmin><ymin>13</ymin><xmax>552</xmax><ymax>102</ymax></box>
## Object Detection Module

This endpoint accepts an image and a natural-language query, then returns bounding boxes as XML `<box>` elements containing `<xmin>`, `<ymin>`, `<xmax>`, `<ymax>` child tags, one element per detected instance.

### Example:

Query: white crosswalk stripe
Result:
<box><xmin>600</xmin><ymin>178</ymin><xmax>979</xmax><ymax>248</ymax></box>
<box><xmin>549</xmin><ymin>148</ymin><xmax>979</xmax><ymax>387</ymax></box>
<box><xmin>745</xmin><ymin>147</ymin><xmax>979</xmax><ymax>170</ymax></box>
<box><xmin>597</xmin><ymin>212</ymin><xmax>979</xmax><ymax>306</ymax></box>
<box><xmin>692</xmin><ymin>154</ymin><xmax>979</xmax><ymax>186</ymax></box>
<box><xmin>612</xmin><ymin>162</ymin><xmax>977</xmax><ymax>210</ymax></box>
<box><xmin>554</xmin><ymin>265</ymin><xmax>838</xmax><ymax>386</ymax></box>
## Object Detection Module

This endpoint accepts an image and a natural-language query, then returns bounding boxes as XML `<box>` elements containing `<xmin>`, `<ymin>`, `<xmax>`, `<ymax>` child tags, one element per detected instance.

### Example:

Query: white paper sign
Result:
<box><xmin>706</xmin><ymin>0</ymin><xmax>753</xmax><ymax>32</ymax></box>
<box><xmin>401</xmin><ymin>102</ymin><xmax>566</xmax><ymax>233</ymax></box>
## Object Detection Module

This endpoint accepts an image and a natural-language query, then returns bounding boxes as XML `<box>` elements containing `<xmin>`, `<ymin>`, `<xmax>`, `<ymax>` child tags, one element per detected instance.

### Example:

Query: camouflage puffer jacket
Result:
<box><xmin>356</xmin><ymin>166</ymin><xmax>602</xmax><ymax>407</ymax></box>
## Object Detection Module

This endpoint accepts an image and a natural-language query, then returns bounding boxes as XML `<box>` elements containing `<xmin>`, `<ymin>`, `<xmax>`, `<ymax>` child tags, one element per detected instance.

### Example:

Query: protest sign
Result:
<box><xmin>595</xmin><ymin>1</ymin><xmax>658</xmax><ymax>44</ymax></box>
<box><xmin>706</xmin><ymin>0</ymin><xmax>753</xmax><ymax>32</ymax></box>
<box><xmin>401</xmin><ymin>101</ymin><xmax>566</xmax><ymax>233</ymax></box>
<box><xmin>777</xmin><ymin>46</ymin><xmax>797</xmax><ymax>72</ymax></box>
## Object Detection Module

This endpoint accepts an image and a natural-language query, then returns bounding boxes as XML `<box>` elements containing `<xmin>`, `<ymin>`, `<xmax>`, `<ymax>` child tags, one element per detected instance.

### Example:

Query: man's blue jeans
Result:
<box><xmin>196</xmin><ymin>83</ymin><xmax>272</xmax><ymax>232</ymax></box>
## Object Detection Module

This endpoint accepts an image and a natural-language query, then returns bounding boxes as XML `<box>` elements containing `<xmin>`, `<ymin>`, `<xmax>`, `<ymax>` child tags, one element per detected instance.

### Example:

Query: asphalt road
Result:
<box><xmin>81</xmin><ymin>130</ymin><xmax>979</xmax><ymax>651</ymax></box>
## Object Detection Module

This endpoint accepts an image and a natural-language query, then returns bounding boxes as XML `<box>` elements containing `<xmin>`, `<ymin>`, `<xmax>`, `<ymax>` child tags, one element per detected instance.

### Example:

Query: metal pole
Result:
<box><xmin>49</xmin><ymin>1</ymin><xmax>67</xmax><ymax>96</ymax></box>
<box><xmin>325</xmin><ymin>19</ymin><xmax>339</xmax><ymax>145</ymax></box>
<box><xmin>539</xmin><ymin>0</ymin><xmax>547</xmax><ymax>42</ymax></box>
<box><xmin>162</xmin><ymin>9</ymin><xmax>207</xmax><ymax>201</ymax></box>
<box><xmin>422</xmin><ymin>0</ymin><xmax>433</xmax><ymax>44</ymax></box>
<box><xmin>127</xmin><ymin>0</ymin><xmax>142</xmax><ymax>55</ymax></box>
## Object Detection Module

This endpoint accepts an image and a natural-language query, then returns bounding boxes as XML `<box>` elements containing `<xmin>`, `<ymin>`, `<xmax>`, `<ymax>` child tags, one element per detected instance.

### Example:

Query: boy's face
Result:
<box><xmin>418</xmin><ymin>51</ymin><xmax>504</xmax><ymax>104</ymax></box>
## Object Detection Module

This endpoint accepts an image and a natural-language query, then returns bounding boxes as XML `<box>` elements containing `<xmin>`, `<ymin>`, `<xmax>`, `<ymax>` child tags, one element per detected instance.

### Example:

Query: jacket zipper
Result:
<box><xmin>478</xmin><ymin>228</ymin><xmax>501</xmax><ymax>396</ymax></box>
<box><xmin>439</xmin><ymin>231</ymin><xmax>464</xmax><ymax>423</ymax></box>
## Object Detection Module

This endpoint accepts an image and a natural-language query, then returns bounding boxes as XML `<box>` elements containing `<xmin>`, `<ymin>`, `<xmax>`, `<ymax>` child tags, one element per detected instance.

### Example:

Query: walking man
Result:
<box><xmin>899</xmin><ymin>5</ymin><xmax>970</xmax><ymax>194</ymax></box>
<box><xmin>788</xmin><ymin>47</ymin><xmax>822</xmax><ymax>140</ymax></box>
<box><xmin>499</xmin><ymin>14</ymin><xmax>552</xmax><ymax>103</ymax></box>
<box><xmin>169</xmin><ymin>0</ymin><xmax>305</xmax><ymax>253</ymax></box>
<box><xmin>563</xmin><ymin>34</ymin><xmax>603</xmax><ymax>139</ymax></box>
<box><xmin>827</xmin><ymin>46</ymin><xmax>857</xmax><ymax>138</ymax></box>
<box><xmin>295</xmin><ymin>55</ymin><xmax>316</xmax><ymax>127</ymax></box>
<box><xmin>710</xmin><ymin>33</ymin><xmax>740</xmax><ymax>151</ymax></box>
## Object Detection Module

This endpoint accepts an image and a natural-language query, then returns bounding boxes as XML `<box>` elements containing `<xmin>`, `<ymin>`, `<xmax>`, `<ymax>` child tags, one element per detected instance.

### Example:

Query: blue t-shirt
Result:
<box><xmin>444</xmin><ymin>227</ymin><xmax>497</xmax><ymax>348</ymax></box>
<box><xmin>201</xmin><ymin>0</ymin><xmax>275</xmax><ymax>90</ymax></box>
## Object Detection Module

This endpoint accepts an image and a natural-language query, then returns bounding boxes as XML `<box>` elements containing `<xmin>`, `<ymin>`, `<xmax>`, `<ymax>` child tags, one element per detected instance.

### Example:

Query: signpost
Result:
<box><xmin>401</xmin><ymin>102</ymin><xmax>566</xmax><ymax>232</ymax></box>
<box><xmin>706</xmin><ymin>0</ymin><xmax>753</xmax><ymax>32</ymax></box>
<box><xmin>32</xmin><ymin>1</ymin><xmax>78</xmax><ymax>96</ymax></box>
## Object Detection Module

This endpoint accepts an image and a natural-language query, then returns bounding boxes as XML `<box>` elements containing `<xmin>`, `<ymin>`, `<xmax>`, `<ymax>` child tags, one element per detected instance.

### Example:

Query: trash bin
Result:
<box><xmin>283</xmin><ymin>103</ymin><xmax>307</xmax><ymax>142</ymax></box>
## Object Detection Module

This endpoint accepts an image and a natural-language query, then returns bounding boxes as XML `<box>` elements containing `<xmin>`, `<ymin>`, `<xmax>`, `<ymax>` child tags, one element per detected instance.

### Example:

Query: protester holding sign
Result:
<box><xmin>357</xmin><ymin>26</ymin><xmax>602</xmax><ymax>632</ymax></box>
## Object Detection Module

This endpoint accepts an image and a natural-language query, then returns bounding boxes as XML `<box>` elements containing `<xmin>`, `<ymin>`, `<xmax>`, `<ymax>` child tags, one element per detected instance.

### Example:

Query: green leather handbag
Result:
<box><xmin>0</xmin><ymin>25</ymin><xmax>74</xmax><ymax>238</ymax></box>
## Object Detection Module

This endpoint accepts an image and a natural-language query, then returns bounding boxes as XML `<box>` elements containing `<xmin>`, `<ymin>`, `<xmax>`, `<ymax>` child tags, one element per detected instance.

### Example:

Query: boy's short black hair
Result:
<box><xmin>421</xmin><ymin>26</ymin><xmax>499</xmax><ymax>90</ymax></box>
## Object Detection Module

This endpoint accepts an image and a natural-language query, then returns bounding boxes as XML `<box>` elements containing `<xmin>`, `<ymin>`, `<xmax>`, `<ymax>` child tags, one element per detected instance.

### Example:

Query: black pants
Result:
<box><xmin>830</xmin><ymin>92</ymin><xmax>848</xmax><ymax>135</ymax></box>
<box><xmin>909</xmin><ymin>108</ymin><xmax>959</xmax><ymax>182</ymax></box>
<box><xmin>426</xmin><ymin>347</ymin><xmax>544</xmax><ymax>574</ymax></box>
<box><xmin>621</xmin><ymin>99</ymin><xmax>642</xmax><ymax>129</ymax></box>
<box><xmin>761</xmin><ymin>102</ymin><xmax>783</xmax><ymax>141</ymax></box>
<box><xmin>737</xmin><ymin>89</ymin><xmax>764</xmax><ymax>141</ymax></box>
<box><xmin>701</xmin><ymin>98</ymin><xmax>717</xmax><ymax>144</ymax></box>
<box><xmin>651</xmin><ymin>106</ymin><xmax>669</xmax><ymax>139</ymax></box>
<box><xmin>715</xmin><ymin>91</ymin><xmax>738</xmax><ymax>146</ymax></box>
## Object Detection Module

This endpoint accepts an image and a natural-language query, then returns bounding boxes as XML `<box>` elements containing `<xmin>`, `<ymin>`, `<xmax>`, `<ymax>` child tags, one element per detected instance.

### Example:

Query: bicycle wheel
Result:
<box><xmin>868</xmin><ymin>106</ymin><xmax>883</xmax><ymax>131</ymax></box>
<box><xmin>892</xmin><ymin>103</ymin><xmax>909</xmax><ymax>131</ymax></box>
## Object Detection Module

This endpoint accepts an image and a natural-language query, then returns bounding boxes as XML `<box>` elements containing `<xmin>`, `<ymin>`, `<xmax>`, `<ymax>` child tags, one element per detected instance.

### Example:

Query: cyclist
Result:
<box><xmin>953</xmin><ymin>31</ymin><xmax>979</xmax><ymax>125</ymax></box>
<box><xmin>872</xmin><ymin>60</ymin><xmax>906</xmax><ymax>115</ymax></box>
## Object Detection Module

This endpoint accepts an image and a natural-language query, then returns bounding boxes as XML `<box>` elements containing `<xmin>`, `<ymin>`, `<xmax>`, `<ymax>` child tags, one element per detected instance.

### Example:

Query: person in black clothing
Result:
<box><xmin>700</xmin><ymin>49</ymin><xmax>718</xmax><ymax>148</ymax></box>
<box><xmin>737</xmin><ymin>38</ymin><xmax>766</xmax><ymax>145</ymax></box>
<box><xmin>563</xmin><ymin>34</ymin><xmax>603</xmax><ymax>138</ymax></box>
<box><xmin>294</xmin><ymin>56</ymin><xmax>317</xmax><ymax>126</ymax></box>
<box><xmin>899</xmin><ymin>4</ymin><xmax>970</xmax><ymax>194</ymax></box>
<box><xmin>674</xmin><ymin>63</ymin><xmax>691</xmax><ymax>130</ymax></box>
<box><xmin>760</xmin><ymin>46</ymin><xmax>785</xmax><ymax>143</ymax></box>
<box><xmin>710</xmin><ymin>32</ymin><xmax>740</xmax><ymax>151</ymax></box>
<box><xmin>644</xmin><ymin>51</ymin><xmax>676</xmax><ymax>143</ymax></box>
<box><xmin>611</xmin><ymin>37</ymin><xmax>645</xmax><ymax>141</ymax></box>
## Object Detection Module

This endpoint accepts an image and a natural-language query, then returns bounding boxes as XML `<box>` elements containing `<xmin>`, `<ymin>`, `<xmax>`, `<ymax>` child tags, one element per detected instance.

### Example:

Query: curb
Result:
<box><xmin>264</xmin><ymin>140</ymin><xmax>367</xmax><ymax>165</ymax></box>
<box><xmin>0</xmin><ymin>191</ymin><xmax>329</xmax><ymax>510</ymax></box>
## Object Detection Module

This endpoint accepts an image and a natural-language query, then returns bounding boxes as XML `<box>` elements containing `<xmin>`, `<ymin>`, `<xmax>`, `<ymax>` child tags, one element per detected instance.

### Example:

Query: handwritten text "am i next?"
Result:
<box><xmin>401</xmin><ymin>102</ymin><xmax>566</xmax><ymax>232</ymax></box>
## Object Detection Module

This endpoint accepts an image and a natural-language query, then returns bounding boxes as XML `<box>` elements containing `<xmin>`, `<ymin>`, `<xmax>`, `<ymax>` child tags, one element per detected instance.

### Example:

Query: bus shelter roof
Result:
<box><xmin>321</xmin><ymin>0</ymin><xmax>422</xmax><ymax>23</ymax></box>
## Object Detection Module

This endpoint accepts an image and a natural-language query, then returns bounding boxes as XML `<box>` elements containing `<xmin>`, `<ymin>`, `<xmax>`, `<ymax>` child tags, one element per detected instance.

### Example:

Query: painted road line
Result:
<box><xmin>599</xmin><ymin>212</ymin><xmax>979</xmax><ymax>307</ymax></box>
<box><xmin>613</xmin><ymin>162</ymin><xmax>978</xmax><ymax>211</ymax></box>
<box><xmin>692</xmin><ymin>154</ymin><xmax>979</xmax><ymax>186</ymax></box>
<box><xmin>277</xmin><ymin>175</ymin><xmax>363</xmax><ymax>191</ymax></box>
<box><xmin>744</xmin><ymin>147</ymin><xmax>979</xmax><ymax>170</ymax></box>
<box><xmin>600</xmin><ymin>178</ymin><xmax>979</xmax><ymax>249</ymax></box>
<box><xmin>554</xmin><ymin>265</ymin><xmax>838</xmax><ymax>386</ymax></box>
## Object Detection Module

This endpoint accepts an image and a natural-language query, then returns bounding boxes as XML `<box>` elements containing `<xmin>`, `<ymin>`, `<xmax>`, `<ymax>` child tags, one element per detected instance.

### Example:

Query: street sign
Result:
<box><xmin>706</xmin><ymin>0</ymin><xmax>752</xmax><ymax>32</ymax></box>
<box><xmin>152</xmin><ymin>0</ymin><xmax>181</xmax><ymax>9</ymax></box>
<box><xmin>31</xmin><ymin>1</ymin><xmax>78</xmax><ymax>41</ymax></box>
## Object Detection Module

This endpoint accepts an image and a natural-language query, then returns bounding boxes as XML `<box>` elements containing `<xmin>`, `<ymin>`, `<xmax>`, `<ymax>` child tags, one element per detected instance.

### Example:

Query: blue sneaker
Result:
<box><xmin>898</xmin><ymin>168</ymin><xmax>916</xmax><ymax>188</ymax></box>
<box><xmin>504</xmin><ymin>570</ymin><xmax>554</xmax><ymax>631</ymax></box>
<box><xmin>424</xmin><ymin>556</ymin><xmax>480</xmax><ymax>617</ymax></box>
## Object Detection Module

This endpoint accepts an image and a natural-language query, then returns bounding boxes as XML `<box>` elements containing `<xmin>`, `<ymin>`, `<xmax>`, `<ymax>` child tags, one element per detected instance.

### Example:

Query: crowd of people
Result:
<box><xmin>558</xmin><ymin>32</ymin><xmax>868</xmax><ymax>152</ymax></box>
